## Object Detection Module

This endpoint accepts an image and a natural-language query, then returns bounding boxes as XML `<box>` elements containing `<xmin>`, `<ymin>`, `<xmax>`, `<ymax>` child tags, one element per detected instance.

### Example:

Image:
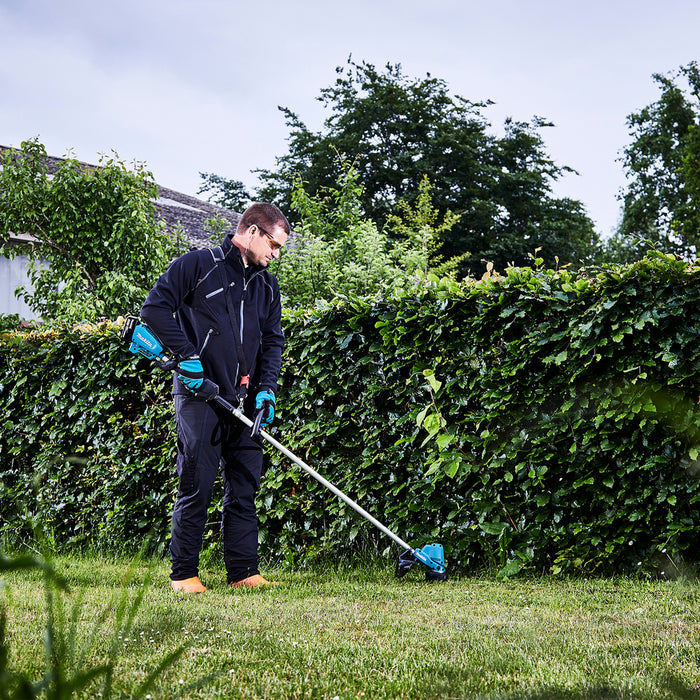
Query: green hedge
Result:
<box><xmin>2</xmin><ymin>252</ymin><xmax>699</xmax><ymax>576</ymax></box>
<box><xmin>0</xmin><ymin>322</ymin><xmax>175</xmax><ymax>552</ymax></box>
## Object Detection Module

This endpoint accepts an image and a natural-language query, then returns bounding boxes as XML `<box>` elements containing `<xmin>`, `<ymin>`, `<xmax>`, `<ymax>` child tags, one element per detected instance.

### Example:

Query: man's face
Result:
<box><xmin>240</xmin><ymin>224</ymin><xmax>288</xmax><ymax>267</ymax></box>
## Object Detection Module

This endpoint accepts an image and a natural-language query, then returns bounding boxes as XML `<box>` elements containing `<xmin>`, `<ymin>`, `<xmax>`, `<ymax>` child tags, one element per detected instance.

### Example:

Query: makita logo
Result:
<box><xmin>136</xmin><ymin>330</ymin><xmax>157</xmax><ymax>349</ymax></box>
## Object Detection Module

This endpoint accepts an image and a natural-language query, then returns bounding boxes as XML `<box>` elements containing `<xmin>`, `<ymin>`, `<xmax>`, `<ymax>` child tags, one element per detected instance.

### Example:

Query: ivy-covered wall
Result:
<box><xmin>1</xmin><ymin>253</ymin><xmax>699</xmax><ymax>577</ymax></box>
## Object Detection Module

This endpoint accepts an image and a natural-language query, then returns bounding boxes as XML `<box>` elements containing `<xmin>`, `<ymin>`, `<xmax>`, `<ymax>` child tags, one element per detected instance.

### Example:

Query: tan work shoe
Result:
<box><xmin>171</xmin><ymin>576</ymin><xmax>206</xmax><ymax>593</ymax></box>
<box><xmin>230</xmin><ymin>574</ymin><xmax>280</xmax><ymax>588</ymax></box>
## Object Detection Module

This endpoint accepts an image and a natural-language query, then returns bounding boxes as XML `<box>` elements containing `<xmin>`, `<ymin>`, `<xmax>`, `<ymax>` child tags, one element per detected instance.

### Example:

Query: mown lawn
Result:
<box><xmin>1</xmin><ymin>553</ymin><xmax>699</xmax><ymax>699</ymax></box>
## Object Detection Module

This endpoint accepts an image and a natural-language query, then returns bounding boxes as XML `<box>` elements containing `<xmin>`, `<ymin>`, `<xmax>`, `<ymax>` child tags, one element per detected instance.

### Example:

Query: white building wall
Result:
<box><xmin>0</xmin><ymin>254</ymin><xmax>39</xmax><ymax>319</ymax></box>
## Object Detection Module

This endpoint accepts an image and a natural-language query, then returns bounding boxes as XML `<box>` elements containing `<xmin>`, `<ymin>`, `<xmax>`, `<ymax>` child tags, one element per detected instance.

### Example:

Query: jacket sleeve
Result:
<box><xmin>139</xmin><ymin>253</ymin><xmax>199</xmax><ymax>360</ymax></box>
<box><xmin>255</xmin><ymin>276</ymin><xmax>285</xmax><ymax>394</ymax></box>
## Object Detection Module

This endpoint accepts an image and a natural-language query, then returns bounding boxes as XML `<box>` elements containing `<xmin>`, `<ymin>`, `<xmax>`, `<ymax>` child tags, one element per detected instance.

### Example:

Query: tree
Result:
<box><xmin>198</xmin><ymin>172</ymin><xmax>251</xmax><ymax>212</ymax></box>
<box><xmin>256</xmin><ymin>58</ymin><xmax>601</xmax><ymax>273</ymax></box>
<box><xmin>479</xmin><ymin>117</ymin><xmax>600</xmax><ymax>269</ymax></box>
<box><xmin>614</xmin><ymin>62</ymin><xmax>700</xmax><ymax>261</ymax></box>
<box><xmin>0</xmin><ymin>139</ymin><xmax>184</xmax><ymax>324</ymax></box>
<box><xmin>678</xmin><ymin>119</ymin><xmax>700</xmax><ymax>237</ymax></box>
<box><xmin>274</xmin><ymin>159</ymin><xmax>465</xmax><ymax>307</ymax></box>
<box><xmin>385</xmin><ymin>174</ymin><xmax>466</xmax><ymax>278</ymax></box>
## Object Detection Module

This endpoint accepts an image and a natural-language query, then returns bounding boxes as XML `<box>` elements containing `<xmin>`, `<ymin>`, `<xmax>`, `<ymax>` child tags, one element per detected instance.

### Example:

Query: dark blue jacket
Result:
<box><xmin>140</xmin><ymin>234</ymin><xmax>284</xmax><ymax>401</ymax></box>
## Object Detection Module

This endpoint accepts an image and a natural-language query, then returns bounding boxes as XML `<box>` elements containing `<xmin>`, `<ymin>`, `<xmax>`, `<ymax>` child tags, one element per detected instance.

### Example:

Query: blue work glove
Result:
<box><xmin>255</xmin><ymin>390</ymin><xmax>276</xmax><ymax>427</ymax></box>
<box><xmin>177</xmin><ymin>357</ymin><xmax>204</xmax><ymax>393</ymax></box>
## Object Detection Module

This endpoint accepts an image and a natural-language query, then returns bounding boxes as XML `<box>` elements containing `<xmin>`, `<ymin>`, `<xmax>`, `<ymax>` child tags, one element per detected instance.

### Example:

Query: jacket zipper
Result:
<box><xmin>199</xmin><ymin>328</ymin><xmax>216</xmax><ymax>357</ymax></box>
<box><xmin>237</xmin><ymin>265</ymin><xmax>263</xmax><ymax>386</ymax></box>
<box><xmin>239</xmin><ymin>268</ymin><xmax>264</xmax><ymax>342</ymax></box>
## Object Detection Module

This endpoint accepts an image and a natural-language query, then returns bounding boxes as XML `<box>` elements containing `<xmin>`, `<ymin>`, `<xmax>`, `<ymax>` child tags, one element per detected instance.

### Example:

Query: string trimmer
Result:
<box><xmin>121</xmin><ymin>315</ymin><xmax>447</xmax><ymax>581</ymax></box>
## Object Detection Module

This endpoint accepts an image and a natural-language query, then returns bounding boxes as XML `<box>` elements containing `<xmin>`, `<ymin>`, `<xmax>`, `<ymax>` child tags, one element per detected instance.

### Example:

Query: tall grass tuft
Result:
<box><xmin>0</xmin><ymin>551</ymin><xmax>190</xmax><ymax>699</ymax></box>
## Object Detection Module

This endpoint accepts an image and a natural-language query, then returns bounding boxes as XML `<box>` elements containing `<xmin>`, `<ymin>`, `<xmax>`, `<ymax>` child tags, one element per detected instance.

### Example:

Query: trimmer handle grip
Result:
<box><xmin>195</xmin><ymin>378</ymin><xmax>220</xmax><ymax>401</ymax></box>
<box><xmin>122</xmin><ymin>315</ymin><xmax>220</xmax><ymax>400</ymax></box>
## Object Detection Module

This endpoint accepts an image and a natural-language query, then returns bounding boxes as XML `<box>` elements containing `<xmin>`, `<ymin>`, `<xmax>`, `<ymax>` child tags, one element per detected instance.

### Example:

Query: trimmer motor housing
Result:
<box><xmin>121</xmin><ymin>315</ymin><xmax>176</xmax><ymax>370</ymax></box>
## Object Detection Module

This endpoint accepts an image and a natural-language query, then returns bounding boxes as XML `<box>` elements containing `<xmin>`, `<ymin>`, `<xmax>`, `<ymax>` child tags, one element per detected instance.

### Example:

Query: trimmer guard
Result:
<box><xmin>396</xmin><ymin>543</ymin><xmax>448</xmax><ymax>581</ymax></box>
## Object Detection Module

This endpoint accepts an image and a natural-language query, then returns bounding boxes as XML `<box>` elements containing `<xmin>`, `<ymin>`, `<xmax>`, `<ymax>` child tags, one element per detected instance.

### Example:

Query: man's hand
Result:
<box><xmin>177</xmin><ymin>357</ymin><xmax>204</xmax><ymax>393</ymax></box>
<box><xmin>253</xmin><ymin>390</ymin><xmax>276</xmax><ymax>432</ymax></box>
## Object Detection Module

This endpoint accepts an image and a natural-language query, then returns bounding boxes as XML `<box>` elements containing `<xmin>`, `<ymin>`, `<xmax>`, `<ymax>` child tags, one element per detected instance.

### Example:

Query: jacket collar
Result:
<box><xmin>221</xmin><ymin>233</ymin><xmax>264</xmax><ymax>274</ymax></box>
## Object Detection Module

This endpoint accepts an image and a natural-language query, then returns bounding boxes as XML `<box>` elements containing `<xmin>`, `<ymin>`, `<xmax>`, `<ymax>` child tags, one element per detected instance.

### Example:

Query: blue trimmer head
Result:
<box><xmin>396</xmin><ymin>542</ymin><xmax>448</xmax><ymax>581</ymax></box>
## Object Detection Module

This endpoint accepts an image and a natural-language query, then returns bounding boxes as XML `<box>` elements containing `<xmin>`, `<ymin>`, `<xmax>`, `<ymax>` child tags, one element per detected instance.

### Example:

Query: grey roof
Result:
<box><xmin>154</xmin><ymin>186</ymin><xmax>240</xmax><ymax>249</ymax></box>
<box><xmin>0</xmin><ymin>145</ymin><xmax>241</xmax><ymax>250</ymax></box>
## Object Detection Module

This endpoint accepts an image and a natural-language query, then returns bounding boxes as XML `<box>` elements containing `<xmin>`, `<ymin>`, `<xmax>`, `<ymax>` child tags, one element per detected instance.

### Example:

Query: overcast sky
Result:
<box><xmin>1</xmin><ymin>0</ymin><xmax>699</xmax><ymax>239</ymax></box>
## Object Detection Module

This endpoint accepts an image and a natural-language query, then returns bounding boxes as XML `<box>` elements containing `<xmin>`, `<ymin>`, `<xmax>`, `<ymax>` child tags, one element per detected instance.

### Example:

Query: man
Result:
<box><xmin>140</xmin><ymin>202</ymin><xmax>289</xmax><ymax>592</ymax></box>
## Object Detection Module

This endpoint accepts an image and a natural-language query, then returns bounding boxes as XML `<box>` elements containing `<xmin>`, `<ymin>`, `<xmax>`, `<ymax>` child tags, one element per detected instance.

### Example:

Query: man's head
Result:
<box><xmin>232</xmin><ymin>202</ymin><xmax>290</xmax><ymax>268</ymax></box>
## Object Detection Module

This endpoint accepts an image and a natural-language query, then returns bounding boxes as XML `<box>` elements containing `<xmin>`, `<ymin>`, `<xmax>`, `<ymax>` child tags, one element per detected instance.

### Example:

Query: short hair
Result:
<box><xmin>237</xmin><ymin>202</ymin><xmax>290</xmax><ymax>236</ymax></box>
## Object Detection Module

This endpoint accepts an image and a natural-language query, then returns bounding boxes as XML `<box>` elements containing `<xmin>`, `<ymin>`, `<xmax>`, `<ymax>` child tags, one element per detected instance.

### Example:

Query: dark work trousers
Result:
<box><xmin>170</xmin><ymin>394</ymin><xmax>263</xmax><ymax>584</ymax></box>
